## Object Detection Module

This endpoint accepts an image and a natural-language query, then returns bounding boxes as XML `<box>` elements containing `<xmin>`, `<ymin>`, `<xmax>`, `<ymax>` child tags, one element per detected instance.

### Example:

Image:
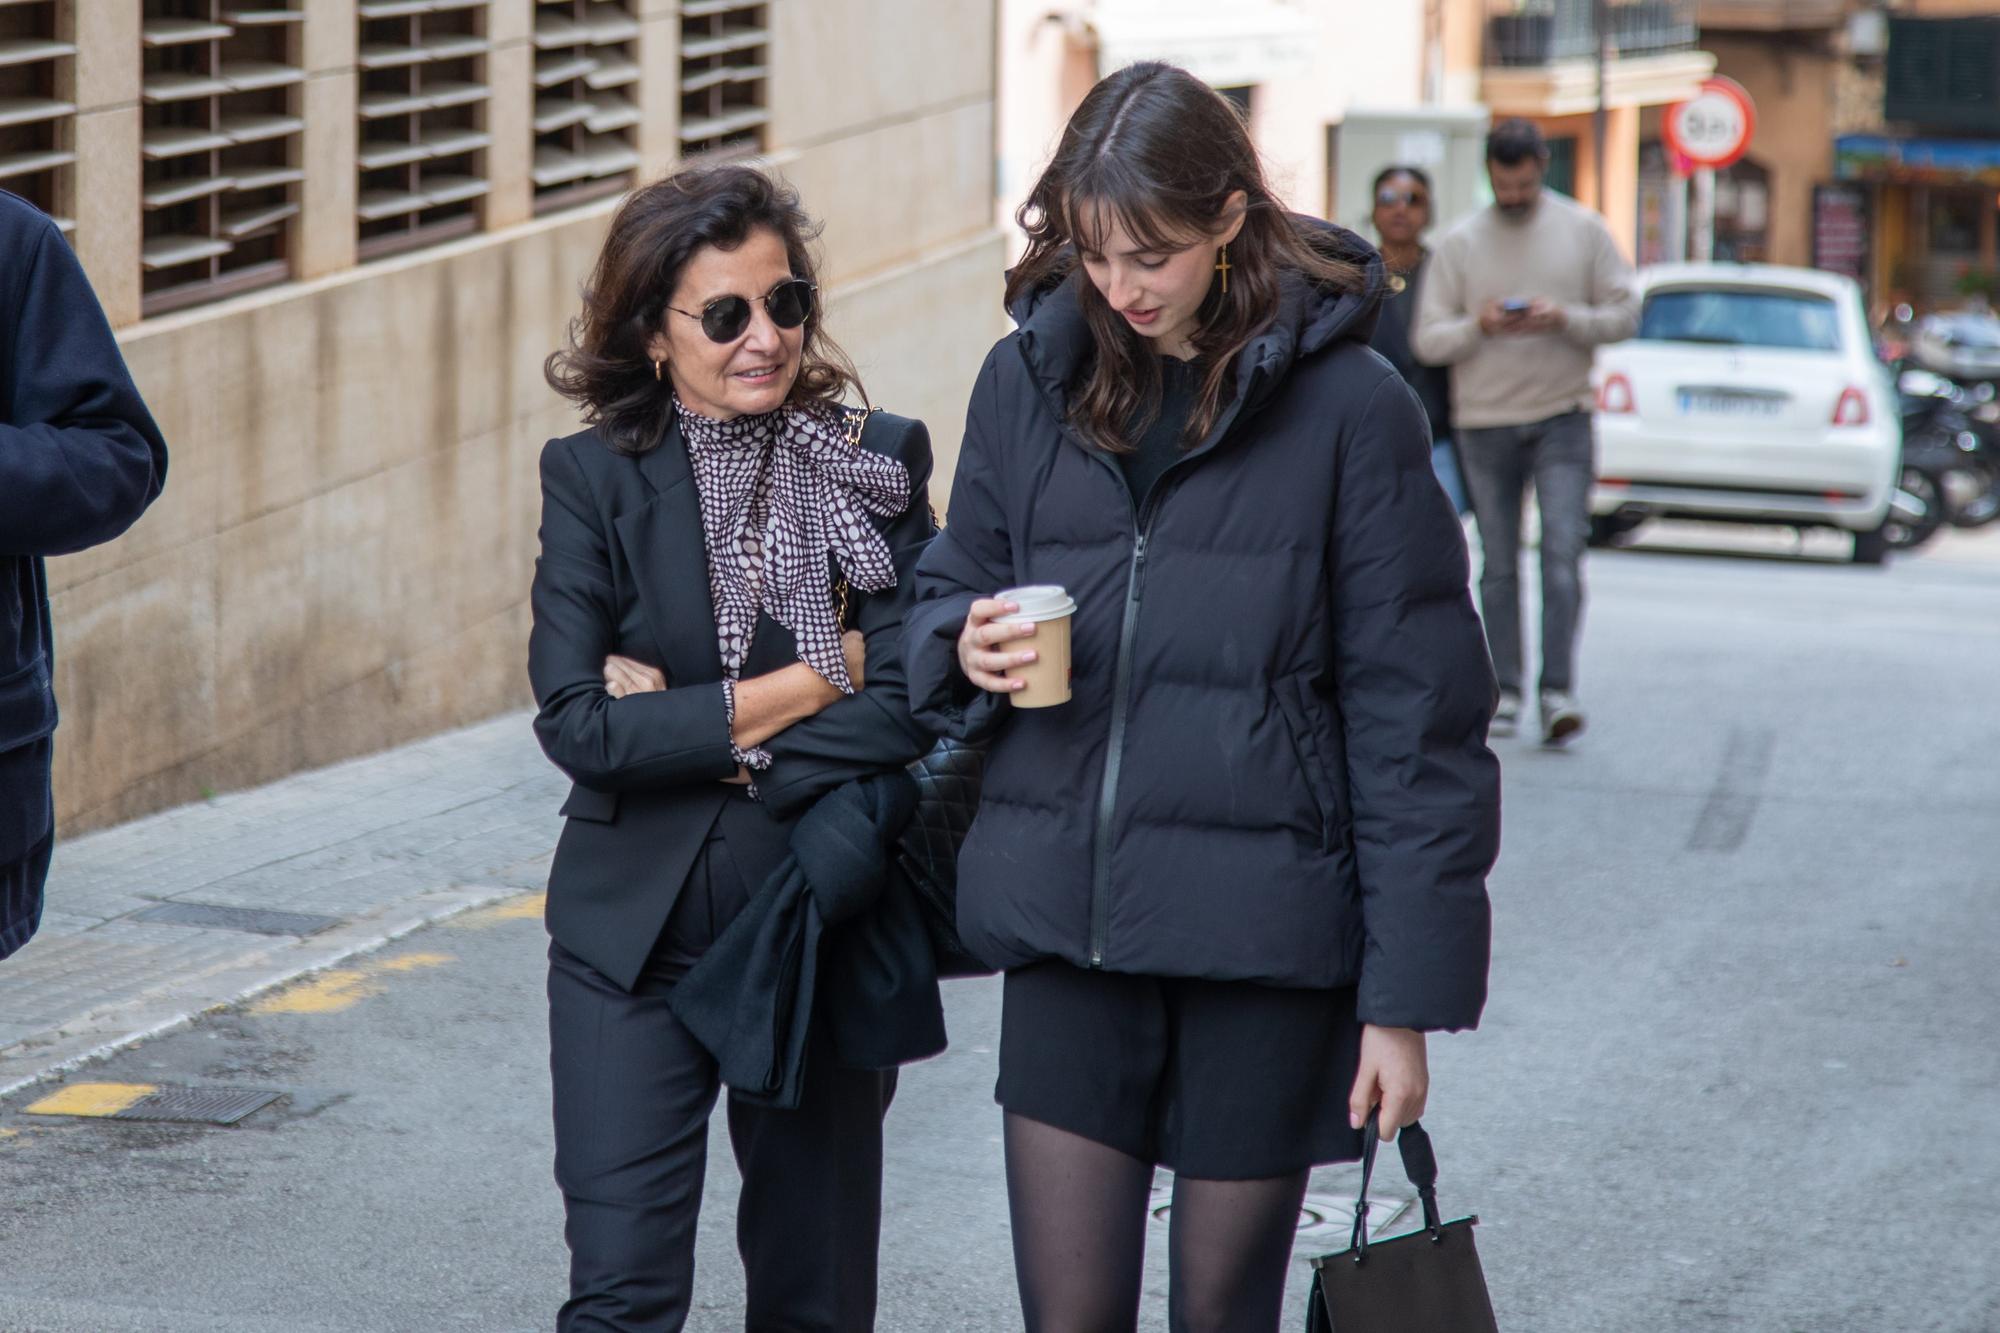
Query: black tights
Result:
<box><xmin>1003</xmin><ymin>1113</ymin><xmax>1308</xmax><ymax>1333</ymax></box>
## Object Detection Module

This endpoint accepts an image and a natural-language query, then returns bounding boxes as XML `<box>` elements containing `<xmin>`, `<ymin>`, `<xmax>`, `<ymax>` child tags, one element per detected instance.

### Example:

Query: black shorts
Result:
<box><xmin>995</xmin><ymin>959</ymin><xmax>1365</xmax><ymax>1180</ymax></box>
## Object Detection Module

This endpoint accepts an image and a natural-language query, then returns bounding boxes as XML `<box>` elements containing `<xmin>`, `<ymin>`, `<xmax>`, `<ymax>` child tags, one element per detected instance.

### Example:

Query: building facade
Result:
<box><xmin>10</xmin><ymin>0</ymin><xmax>1005</xmax><ymax>831</ymax></box>
<box><xmin>996</xmin><ymin>0</ymin><xmax>1432</xmax><ymax>254</ymax></box>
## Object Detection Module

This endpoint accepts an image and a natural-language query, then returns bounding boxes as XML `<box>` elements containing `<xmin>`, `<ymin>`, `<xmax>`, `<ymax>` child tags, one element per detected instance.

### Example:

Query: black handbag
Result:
<box><xmin>1305</xmin><ymin>1113</ymin><xmax>1497</xmax><ymax>1333</ymax></box>
<box><xmin>895</xmin><ymin>735</ymin><xmax>993</xmax><ymax>977</ymax></box>
<box><xmin>832</xmin><ymin>404</ymin><xmax>994</xmax><ymax>977</ymax></box>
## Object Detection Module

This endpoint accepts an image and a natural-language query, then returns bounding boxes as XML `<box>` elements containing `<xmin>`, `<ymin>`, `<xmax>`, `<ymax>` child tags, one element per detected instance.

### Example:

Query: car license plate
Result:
<box><xmin>1677</xmin><ymin>389</ymin><xmax>1784</xmax><ymax>417</ymax></box>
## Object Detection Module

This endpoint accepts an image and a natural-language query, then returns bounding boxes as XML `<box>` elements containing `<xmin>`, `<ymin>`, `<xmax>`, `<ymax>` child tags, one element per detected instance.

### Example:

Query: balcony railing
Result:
<box><xmin>1696</xmin><ymin>0</ymin><xmax>1848</xmax><ymax>31</ymax></box>
<box><xmin>1487</xmin><ymin>0</ymin><xmax>1699</xmax><ymax>67</ymax></box>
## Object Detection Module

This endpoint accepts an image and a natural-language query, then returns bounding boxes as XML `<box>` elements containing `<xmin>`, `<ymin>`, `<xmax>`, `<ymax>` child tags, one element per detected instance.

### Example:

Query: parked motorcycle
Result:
<box><xmin>1898</xmin><ymin>368</ymin><xmax>2000</xmax><ymax>531</ymax></box>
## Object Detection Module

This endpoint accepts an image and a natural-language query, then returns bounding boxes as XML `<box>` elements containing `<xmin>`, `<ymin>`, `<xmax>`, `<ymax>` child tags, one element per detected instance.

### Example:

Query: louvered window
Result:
<box><xmin>679</xmin><ymin>1</ymin><xmax>766</xmax><ymax>159</ymax></box>
<box><xmin>357</xmin><ymin>0</ymin><xmax>491</xmax><ymax>259</ymax></box>
<box><xmin>139</xmin><ymin>1</ymin><xmax>304</xmax><ymax>315</ymax></box>
<box><xmin>0</xmin><ymin>0</ymin><xmax>75</xmax><ymax>235</ymax></box>
<box><xmin>531</xmin><ymin>0</ymin><xmax>640</xmax><ymax>213</ymax></box>
<box><xmin>1886</xmin><ymin>18</ymin><xmax>2000</xmax><ymax>135</ymax></box>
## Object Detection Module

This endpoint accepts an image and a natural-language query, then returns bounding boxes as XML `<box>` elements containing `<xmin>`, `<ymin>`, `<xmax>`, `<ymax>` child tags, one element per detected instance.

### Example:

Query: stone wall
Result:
<box><xmin>48</xmin><ymin>0</ymin><xmax>1006</xmax><ymax>832</ymax></box>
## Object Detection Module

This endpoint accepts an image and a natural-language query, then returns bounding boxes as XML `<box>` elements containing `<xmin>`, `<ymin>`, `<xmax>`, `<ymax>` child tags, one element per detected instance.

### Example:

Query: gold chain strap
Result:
<box><xmin>830</xmin><ymin>404</ymin><xmax>880</xmax><ymax>629</ymax></box>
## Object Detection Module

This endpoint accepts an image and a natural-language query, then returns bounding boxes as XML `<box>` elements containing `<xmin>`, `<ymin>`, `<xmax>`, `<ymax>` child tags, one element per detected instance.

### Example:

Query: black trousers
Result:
<box><xmin>549</xmin><ymin>826</ymin><xmax>896</xmax><ymax>1332</ymax></box>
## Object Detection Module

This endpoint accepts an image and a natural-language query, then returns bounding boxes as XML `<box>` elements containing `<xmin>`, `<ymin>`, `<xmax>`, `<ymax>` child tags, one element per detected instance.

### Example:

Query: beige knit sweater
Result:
<box><xmin>1412</xmin><ymin>191</ymin><xmax>1640</xmax><ymax>430</ymax></box>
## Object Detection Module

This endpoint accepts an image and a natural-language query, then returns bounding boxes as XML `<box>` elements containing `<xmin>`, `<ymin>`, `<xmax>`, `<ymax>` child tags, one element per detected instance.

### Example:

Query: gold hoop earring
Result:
<box><xmin>1215</xmin><ymin>243</ymin><xmax>1231</xmax><ymax>296</ymax></box>
<box><xmin>653</xmin><ymin>358</ymin><xmax>663</xmax><ymax>382</ymax></box>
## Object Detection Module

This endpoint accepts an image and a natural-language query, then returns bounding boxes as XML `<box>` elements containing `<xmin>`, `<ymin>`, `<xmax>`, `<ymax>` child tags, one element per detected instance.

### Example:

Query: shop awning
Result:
<box><xmin>1837</xmin><ymin>134</ymin><xmax>2000</xmax><ymax>185</ymax></box>
<box><xmin>1079</xmin><ymin>0</ymin><xmax>1315</xmax><ymax>88</ymax></box>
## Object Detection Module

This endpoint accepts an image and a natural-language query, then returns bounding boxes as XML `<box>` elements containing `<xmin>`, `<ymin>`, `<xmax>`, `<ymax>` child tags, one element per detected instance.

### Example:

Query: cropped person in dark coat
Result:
<box><xmin>531</xmin><ymin>164</ymin><xmax>935</xmax><ymax>1332</ymax></box>
<box><xmin>902</xmin><ymin>65</ymin><xmax>1500</xmax><ymax>1332</ymax></box>
<box><xmin>1366</xmin><ymin>164</ymin><xmax>1467</xmax><ymax>515</ymax></box>
<box><xmin>0</xmin><ymin>191</ymin><xmax>169</xmax><ymax>961</ymax></box>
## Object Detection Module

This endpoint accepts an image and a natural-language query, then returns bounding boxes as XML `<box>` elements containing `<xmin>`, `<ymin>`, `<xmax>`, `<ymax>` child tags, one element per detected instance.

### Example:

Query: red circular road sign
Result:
<box><xmin>1664</xmin><ymin>76</ymin><xmax>1756</xmax><ymax>170</ymax></box>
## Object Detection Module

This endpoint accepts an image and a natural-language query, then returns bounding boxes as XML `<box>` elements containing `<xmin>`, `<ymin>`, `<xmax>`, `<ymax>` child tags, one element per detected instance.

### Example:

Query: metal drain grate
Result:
<box><xmin>24</xmin><ymin>1082</ymin><xmax>286</xmax><ymax>1125</ymax></box>
<box><xmin>130</xmin><ymin>902</ymin><xmax>342</xmax><ymax>936</ymax></box>
<box><xmin>107</xmin><ymin>1086</ymin><xmax>284</xmax><ymax>1125</ymax></box>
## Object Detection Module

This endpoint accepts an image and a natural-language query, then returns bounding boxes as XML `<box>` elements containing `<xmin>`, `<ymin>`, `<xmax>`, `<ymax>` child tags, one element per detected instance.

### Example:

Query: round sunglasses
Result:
<box><xmin>667</xmin><ymin>277</ymin><xmax>816</xmax><ymax>344</ymax></box>
<box><xmin>1376</xmin><ymin>188</ymin><xmax>1429</xmax><ymax>208</ymax></box>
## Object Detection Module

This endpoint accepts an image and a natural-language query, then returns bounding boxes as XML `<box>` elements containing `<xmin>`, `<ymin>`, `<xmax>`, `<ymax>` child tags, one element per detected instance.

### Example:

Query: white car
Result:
<box><xmin>1591</xmin><ymin>264</ymin><xmax>1902</xmax><ymax>563</ymax></box>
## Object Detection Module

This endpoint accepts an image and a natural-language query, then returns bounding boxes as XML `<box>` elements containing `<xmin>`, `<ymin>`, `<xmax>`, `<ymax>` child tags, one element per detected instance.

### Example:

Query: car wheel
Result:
<box><xmin>1851</xmin><ymin>526</ymin><xmax>1890</xmax><ymax>565</ymax></box>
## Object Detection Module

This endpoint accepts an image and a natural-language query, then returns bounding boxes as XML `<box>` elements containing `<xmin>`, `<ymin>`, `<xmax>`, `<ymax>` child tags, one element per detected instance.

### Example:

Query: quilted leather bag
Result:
<box><xmin>836</xmin><ymin>406</ymin><xmax>994</xmax><ymax>979</ymax></box>
<box><xmin>895</xmin><ymin>736</ymin><xmax>992</xmax><ymax>977</ymax></box>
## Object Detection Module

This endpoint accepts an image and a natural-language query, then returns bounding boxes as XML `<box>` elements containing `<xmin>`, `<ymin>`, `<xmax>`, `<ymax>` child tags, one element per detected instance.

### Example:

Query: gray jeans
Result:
<box><xmin>1457</xmin><ymin>411</ymin><xmax>1593</xmax><ymax>696</ymax></box>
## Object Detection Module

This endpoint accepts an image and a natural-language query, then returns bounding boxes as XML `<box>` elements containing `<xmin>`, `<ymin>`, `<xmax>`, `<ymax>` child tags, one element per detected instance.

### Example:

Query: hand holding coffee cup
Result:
<box><xmin>958</xmin><ymin>597</ymin><xmax>1035</xmax><ymax>694</ymax></box>
<box><xmin>957</xmin><ymin>585</ymin><xmax>1076</xmax><ymax>708</ymax></box>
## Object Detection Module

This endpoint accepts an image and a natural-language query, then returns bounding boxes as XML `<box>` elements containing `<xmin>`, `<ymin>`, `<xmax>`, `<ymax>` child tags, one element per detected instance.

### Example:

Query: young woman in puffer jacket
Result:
<box><xmin>901</xmin><ymin>63</ymin><xmax>1502</xmax><ymax>1332</ymax></box>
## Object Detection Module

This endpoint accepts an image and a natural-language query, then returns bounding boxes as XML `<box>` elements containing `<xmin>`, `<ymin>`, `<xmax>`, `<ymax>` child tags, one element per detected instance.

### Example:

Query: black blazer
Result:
<box><xmin>528</xmin><ymin>410</ymin><xmax>937</xmax><ymax>990</ymax></box>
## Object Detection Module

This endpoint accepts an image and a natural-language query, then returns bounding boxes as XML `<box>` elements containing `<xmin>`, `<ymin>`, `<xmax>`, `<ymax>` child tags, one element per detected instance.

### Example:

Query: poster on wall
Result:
<box><xmin>1812</xmin><ymin>184</ymin><xmax>1870</xmax><ymax>285</ymax></box>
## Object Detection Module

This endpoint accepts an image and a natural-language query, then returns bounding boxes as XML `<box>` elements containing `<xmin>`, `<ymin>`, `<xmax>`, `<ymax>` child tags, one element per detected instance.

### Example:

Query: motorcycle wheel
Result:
<box><xmin>1881</xmin><ymin>464</ymin><xmax>1946</xmax><ymax>552</ymax></box>
<box><xmin>1942</xmin><ymin>461</ymin><xmax>2000</xmax><ymax>529</ymax></box>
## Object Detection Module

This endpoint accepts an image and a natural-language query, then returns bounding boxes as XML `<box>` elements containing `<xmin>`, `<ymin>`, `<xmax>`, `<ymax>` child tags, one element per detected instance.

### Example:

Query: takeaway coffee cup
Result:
<box><xmin>994</xmin><ymin>585</ymin><xmax>1076</xmax><ymax>708</ymax></box>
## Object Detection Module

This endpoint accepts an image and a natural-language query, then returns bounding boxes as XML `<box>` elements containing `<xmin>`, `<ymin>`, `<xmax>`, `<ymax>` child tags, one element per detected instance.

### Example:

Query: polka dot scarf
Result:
<box><xmin>675</xmin><ymin>395</ymin><xmax>910</xmax><ymax>713</ymax></box>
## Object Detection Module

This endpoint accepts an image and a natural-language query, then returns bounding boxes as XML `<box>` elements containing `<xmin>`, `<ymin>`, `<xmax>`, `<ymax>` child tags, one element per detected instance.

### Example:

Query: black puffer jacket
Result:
<box><xmin>902</xmin><ymin>223</ymin><xmax>1500</xmax><ymax>1031</ymax></box>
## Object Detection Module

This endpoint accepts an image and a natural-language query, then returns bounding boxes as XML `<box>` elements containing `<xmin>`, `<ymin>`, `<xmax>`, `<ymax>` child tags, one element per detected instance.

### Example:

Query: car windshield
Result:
<box><xmin>1639</xmin><ymin>288</ymin><xmax>1842</xmax><ymax>352</ymax></box>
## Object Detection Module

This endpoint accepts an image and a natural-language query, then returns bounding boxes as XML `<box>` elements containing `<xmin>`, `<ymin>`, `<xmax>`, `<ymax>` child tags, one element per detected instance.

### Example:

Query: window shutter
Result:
<box><xmin>0</xmin><ymin>0</ymin><xmax>76</xmax><ymax>235</ymax></box>
<box><xmin>140</xmin><ymin>1</ymin><xmax>304</xmax><ymax>315</ymax></box>
<box><xmin>357</xmin><ymin>0</ymin><xmax>493</xmax><ymax>259</ymax></box>
<box><xmin>679</xmin><ymin>1</ymin><xmax>766</xmax><ymax>160</ymax></box>
<box><xmin>532</xmin><ymin>0</ymin><xmax>639</xmax><ymax>213</ymax></box>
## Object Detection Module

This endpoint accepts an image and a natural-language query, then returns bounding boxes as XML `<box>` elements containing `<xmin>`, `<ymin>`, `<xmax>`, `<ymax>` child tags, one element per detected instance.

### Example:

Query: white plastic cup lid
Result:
<box><xmin>995</xmin><ymin>585</ymin><xmax>1077</xmax><ymax>622</ymax></box>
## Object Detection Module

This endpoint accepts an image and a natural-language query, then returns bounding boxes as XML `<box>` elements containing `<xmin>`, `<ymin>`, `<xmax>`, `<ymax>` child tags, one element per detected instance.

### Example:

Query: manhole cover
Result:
<box><xmin>131</xmin><ymin>902</ymin><xmax>342</xmax><ymax>936</ymax></box>
<box><xmin>25</xmin><ymin>1083</ymin><xmax>284</xmax><ymax>1126</ymax></box>
<box><xmin>1146</xmin><ymin>1187</ymin><xmax>1411</xmax><ymax>1242</ymax></box>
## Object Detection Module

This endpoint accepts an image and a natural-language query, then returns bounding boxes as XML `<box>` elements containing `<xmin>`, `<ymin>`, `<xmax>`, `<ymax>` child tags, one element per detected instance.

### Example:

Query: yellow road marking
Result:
<box><xmin>0</xmin><ymin>1128</ymin><xmax>19</xmax><ymax>1140</ymax></box>
<box><xmin>25</xmin><ymin>1083</ymin><xmax>157</xmax><ymax>1117</ymax></box>
<box><xmin>252</xmin><ymin>968</ymin><xmax>377</xmax><ymax>1014</ymax></box>
<box><xmin>250</xmin><ymin>950</ymin><xmax>457</xmax><ymax>1014</ymax></box>
<box><xmin>455</xmin><ymin>892</ymin><xmax>546</xmax><ymax>927</ymax></box>
<box><xmin>374</xmin><ymin>951</ymin><xmax>453</xmax><ymax>973</ymax></box>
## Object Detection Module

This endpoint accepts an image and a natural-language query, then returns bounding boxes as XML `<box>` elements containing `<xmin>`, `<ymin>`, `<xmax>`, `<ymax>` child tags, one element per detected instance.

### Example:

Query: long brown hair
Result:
<box><xmin>545</xmin><ymin>163</ymin><xmax>863</xmax><ymax>454</ymax></box>
<box><xmin>1006</xmin><ymin>62</ymin><xmax>1364</xmax><ymax>454</ymax></box>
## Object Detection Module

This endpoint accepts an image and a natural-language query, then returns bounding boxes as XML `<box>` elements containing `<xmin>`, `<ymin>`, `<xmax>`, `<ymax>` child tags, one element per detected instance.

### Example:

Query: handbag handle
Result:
<box><xmin>1348</xmin><ymin>1109</ymin><xmax>1448</xmax><ymax>1263</ymax></box>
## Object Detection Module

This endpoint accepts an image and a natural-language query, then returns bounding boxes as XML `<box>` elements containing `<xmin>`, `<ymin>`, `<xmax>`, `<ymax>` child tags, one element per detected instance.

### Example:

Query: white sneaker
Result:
<box><xmin>1489</xmin><ymin>690</ymin><xmax>1521</xmax><ymax>739</ymax></box>
<box><xmin>1540</xmin><ymin>691</ymin><xmax>1586</xmax><ymax>747</ymax></box>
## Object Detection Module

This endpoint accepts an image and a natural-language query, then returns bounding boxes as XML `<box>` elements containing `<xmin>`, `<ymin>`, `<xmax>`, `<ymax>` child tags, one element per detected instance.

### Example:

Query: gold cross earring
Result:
<box><xmin>1215</xmin><ymin>243</ymin><xmax>1231</xmax><ymax>295</ymax></box>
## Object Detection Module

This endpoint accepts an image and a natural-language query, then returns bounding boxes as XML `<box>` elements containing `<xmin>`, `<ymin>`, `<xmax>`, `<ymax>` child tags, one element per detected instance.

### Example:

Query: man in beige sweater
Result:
<box><xmin>1414</xmin><ymin>118</ymin><xmax>1638</xmax><ymax>747</ymax></box>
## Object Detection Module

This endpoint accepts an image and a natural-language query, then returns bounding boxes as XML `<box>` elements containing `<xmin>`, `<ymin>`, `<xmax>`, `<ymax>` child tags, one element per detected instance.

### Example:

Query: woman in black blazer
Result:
<box><xmin>530</xmin><ymin>163</ymin><xmax>936</xmax><ymax>1332</ymax></box>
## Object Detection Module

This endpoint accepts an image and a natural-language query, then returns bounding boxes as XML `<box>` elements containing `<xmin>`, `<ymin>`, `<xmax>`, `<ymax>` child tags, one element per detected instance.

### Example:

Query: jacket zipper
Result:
<box><xmin>1089</xmin><ymin>521</ymin><xmax>1149</xmax><ymax>966</ymax></box>
<box><xmin>1027</xmin><ymin>342</ymin><xmax>1260</xmax><ymax>969</ymax></box>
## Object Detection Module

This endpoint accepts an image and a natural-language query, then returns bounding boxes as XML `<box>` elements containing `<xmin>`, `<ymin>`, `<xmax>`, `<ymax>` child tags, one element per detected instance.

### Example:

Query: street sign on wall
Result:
<box><xmin>1664</xmin><ymin>76</ymin><xmax>1757</xmax><ymax>173</ymax></box>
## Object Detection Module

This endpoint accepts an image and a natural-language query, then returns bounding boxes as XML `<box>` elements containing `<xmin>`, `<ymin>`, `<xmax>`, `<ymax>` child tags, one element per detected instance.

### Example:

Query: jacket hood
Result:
<box><xmin>1008</xmin><ymin>215</ymin><xmax>1389</xmax><ymax>422</ymax></box>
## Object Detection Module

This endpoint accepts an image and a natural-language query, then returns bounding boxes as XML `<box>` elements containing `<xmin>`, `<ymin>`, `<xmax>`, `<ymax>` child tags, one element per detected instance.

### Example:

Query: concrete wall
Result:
<box><xmin>49</xmin><ymin>0</ymin><xmax>1005</xmax><ymax>832</ymax></box>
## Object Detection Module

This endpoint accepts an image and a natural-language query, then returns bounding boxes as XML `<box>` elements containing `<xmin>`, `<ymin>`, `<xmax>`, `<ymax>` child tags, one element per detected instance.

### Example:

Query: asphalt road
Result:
<box><xmin>2</xmin><ymin>525</ymin><xmax>1997</xmax><ymax>1332</ymax></box>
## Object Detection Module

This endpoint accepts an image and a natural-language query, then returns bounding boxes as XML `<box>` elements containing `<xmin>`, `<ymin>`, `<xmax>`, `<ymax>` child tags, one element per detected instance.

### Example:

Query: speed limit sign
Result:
<box><xmin>1664</xmin><ymin>76</ymin><xmax>1756</xmax><ymax>170</ymax></box>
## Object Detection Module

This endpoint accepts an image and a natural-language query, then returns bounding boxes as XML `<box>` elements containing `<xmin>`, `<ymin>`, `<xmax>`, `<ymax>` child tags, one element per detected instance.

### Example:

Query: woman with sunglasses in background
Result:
<box><xmin>532</xmin><ymin>162</ymin><xmax>936</xmax><ymax>1331</ymax></box>
<box><xmin>1367</xmin><ymin>164</ymin><xmax>1468</xmax><ymax>515</ymax></box>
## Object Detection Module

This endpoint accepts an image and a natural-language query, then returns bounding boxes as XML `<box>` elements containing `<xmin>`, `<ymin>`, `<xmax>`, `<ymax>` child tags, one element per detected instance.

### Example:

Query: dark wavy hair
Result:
<box><xmin>1005</xmin><ymin>62</ymin><xmax>1365</xmax><ymax>454</ymax></box>
<box><xmin>545</xmin><ymin>163</ymin><xmax>863</xmax><ymax>454</ymax></box>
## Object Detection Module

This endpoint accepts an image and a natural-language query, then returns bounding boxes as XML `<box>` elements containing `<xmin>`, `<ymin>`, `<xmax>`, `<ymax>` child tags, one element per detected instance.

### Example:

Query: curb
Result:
<box><xmin>0</xmin><ymin>881</ymin><xmax>526</xmax><ymax>1100</ymax></box>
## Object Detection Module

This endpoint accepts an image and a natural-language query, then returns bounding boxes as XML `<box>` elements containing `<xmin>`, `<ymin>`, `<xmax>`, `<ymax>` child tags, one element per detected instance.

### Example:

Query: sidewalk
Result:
<box><xmin>0</xmin><ymin>713</ymin><xmax>563</xmax><ymax>1096</ymax></box>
